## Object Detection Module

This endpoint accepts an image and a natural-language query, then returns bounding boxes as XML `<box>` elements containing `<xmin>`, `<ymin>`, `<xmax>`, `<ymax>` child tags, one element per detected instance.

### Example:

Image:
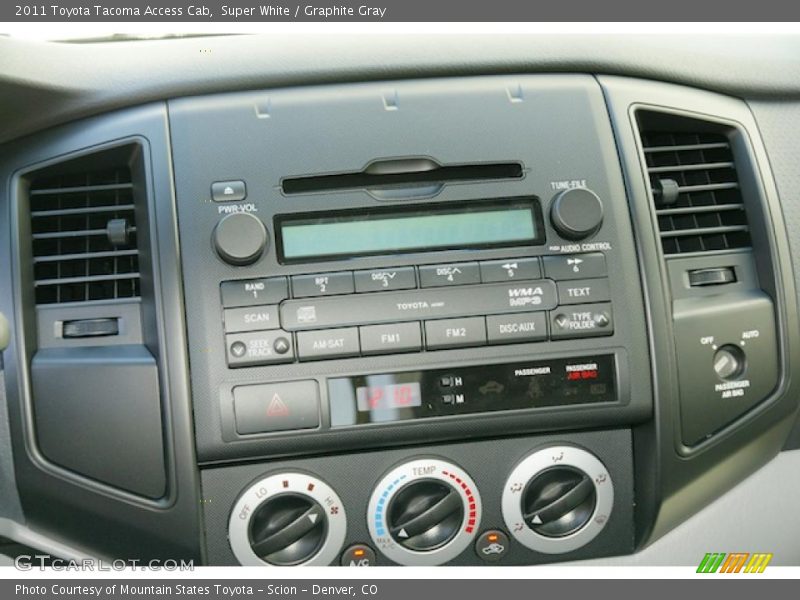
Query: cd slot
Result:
<box><xmin>281</xmin><ymin>158</ymin><xmax>524</xmax><ymax>195</ymax></box>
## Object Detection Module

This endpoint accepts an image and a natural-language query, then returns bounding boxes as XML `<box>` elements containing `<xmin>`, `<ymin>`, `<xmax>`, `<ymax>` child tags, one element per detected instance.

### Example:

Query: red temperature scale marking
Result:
<box><xmin>442</xmin><ymin>470</ymin><xmax>477</xmax><ymax>533</ymax></box>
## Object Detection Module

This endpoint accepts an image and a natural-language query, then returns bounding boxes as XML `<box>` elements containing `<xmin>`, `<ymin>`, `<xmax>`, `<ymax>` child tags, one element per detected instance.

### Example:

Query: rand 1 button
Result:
<box><xmin>556</xmin><ymin>279</ymin><xmax>611</xmax><ymax>305</ymax></box>
<box><xmin>542</xmin><ymin>253</ymin><xmax>607</xmax><ymax>280</ymax></box>
<box><xmin>419</xmin><ymin>262</ymin><xmax>480</xmax><ymax>288</ymax></box>
<box><xmin>550</xmin><ymin>303</ymin><xmax>614</xmax><ymax>339</ymax></box>
<box><xmin>280</xmin><ymin>280</ymin><xmax>558</xmax><ymax>331</ymax></box>
<box><xmin>486</xmin><ymin>312</ymin><xmax>547</xmax><ymax>344</ymax></box>
<box><xmin>354</xmin><ymin>267</ymin><xmax>416</xmax><ymax>292</ymax></box>
<box><xmin>359</xmin><ymin>322</ymin><xmax>422</xmax><ymax>355</ymax></box>
<box><xmin>425</xmin><ymin>317</ymin><xmax>487</xmax><ymax>350</ymax></box>
<box><xmin>297</xmin><ymin>327</ymin><xmax>361</xmax><ymax>361</ymax></box>
<box><xmin>292</xmin><ymin>272</ymin><xmax>355</xmax><ymax>297</ymax></box>
<box><xmin>223</xmin><ymin>305</ymin><xmax>280</xmax><ymax>333</ymax></box>
<box><xmin>480</xmin><ymin>257</ymin><xmax>541</xmax><ymax>283</ymax></box>
<box><xmin>233</xmin><ymin>380</ymin><xmax>320</xmax><ymax>434</ymax></box>
<box><xmin>211</xmin><ymin>180</ymin><xmax>247</xmax><ymax>202</ymax></box>
<box><xmin>225</xmin><ymin>330</ymin><xmax>295</xmax><ymax>367</ymax></box>
<box><xmin>220</xmin><ymin>277</ymin><xmax>288</xmax><ymax>308</ymax></box>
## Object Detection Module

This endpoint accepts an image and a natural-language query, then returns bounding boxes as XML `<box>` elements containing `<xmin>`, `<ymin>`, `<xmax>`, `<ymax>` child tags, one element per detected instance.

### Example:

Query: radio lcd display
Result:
<box><xmin>276</xmin><ymin>198</ymin><xmax>544</xmax><ymax>262</ymax></box>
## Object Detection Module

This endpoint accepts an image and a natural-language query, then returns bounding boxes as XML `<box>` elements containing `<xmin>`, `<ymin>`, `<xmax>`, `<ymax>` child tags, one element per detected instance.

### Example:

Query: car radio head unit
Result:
<box><xmin>168</xmin><ymin>75</ymin><xmax>653</xmax><ymax>463</ymax></box>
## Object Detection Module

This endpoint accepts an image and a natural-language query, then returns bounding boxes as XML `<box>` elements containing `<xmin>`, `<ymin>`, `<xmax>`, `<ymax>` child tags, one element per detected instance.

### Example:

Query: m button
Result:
<box><xmin>233</xmin><ymin>381</ymin><xmax>320</xmax><ymax>434</ymax></box>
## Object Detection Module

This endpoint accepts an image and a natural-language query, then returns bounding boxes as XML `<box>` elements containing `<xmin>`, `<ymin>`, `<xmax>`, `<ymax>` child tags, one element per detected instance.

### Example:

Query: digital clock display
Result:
<box><xmin>356</xmin><ymin>382</ymin><xmax>423</xmax><ymax>412</ymax></box>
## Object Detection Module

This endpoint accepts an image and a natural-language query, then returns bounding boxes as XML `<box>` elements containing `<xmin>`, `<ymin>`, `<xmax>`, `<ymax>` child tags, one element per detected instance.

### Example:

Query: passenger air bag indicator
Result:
<box><xmin>328</xmin><ymin>354</ymin><xmax>617</xmax><ymax>426</ymax></box>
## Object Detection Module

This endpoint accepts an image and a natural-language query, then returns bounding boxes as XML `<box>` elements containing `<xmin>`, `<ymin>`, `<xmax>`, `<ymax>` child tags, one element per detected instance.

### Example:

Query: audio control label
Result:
<box><xmin>367</xmin><ymin>458</ymin><xmax>482</xmax><ymax>566</ymax></box>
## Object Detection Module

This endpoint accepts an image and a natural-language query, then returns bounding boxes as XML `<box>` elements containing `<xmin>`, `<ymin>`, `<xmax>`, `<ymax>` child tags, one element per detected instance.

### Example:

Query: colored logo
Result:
<box><xmin>697</xmin><ymin>552</ymin><xmax>773</xmax><ymax>573</ymax></box>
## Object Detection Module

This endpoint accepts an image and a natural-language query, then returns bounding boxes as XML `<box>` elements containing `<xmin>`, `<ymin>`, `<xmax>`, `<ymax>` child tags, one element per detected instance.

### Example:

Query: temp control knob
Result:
<box><xmin>228</xmin><ymin>472</ymin><xmax>346</xmax><ymax>566</ymax></box>
<box><xmin>502</xmin><ymin>446</ymin><xmax>613</xmax><ymax>554</ymax></box>
<box><xmin>550</xmin><ymin>188</ymin><xmax>604</xmax><ymax>240</ymax></box>
<box><xmin>368</xmin><ymin>458</ymin><xmax>481</xmax><ymax>566</ymax></box>
<box><xmin>213</xmin><ymin>212</ymin><xmax>268</xmax><ymax>266</ymax></box>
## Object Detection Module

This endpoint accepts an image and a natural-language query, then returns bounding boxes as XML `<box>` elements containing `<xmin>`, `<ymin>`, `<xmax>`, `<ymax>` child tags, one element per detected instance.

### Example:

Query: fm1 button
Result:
<box><xmin>340</xmin><ymin>544</ymin><xmax>377</xmax><ymax>567</ymax></box>
<box><xmin>475</xmin><ymin>530</ymin><xmax>509</xmax><ymax>562</ymax></box>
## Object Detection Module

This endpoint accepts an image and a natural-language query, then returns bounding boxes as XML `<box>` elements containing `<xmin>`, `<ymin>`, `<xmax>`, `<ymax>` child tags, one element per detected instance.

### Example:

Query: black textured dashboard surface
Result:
<box><xmin>4</xmin><ymin>34</ymin><xmax>800</xmax><ymax>145</ymax></box>
<box><xmin>749</xmin><ymin>100</ymin><xmax>800</xmax><ymax>450</ymax></box>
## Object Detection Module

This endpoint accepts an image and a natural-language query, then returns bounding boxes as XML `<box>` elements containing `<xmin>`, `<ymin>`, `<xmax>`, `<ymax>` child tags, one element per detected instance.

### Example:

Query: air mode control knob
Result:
<box><xmin>502</xmin><ymin>446</ymin><xmax>613</xmax><ymax>554</ymax></box>
<box><xmin>213</xmin><ymin>212</ymin><xmax>268</xmax><ymax>266</ymax></box>
<box><xmin>368</xmin><ymin>458</ymin><xmax>482</xmax><ymax>566</ymax></box>
<box><xmin>550</xmin><ymin>188</ymin><xmax>604</xmax><ymax>240</ymax></box>
<box><xmin>228</xmin><ymin>472</ymin><xmax>346</xmax><ymax>566</ymax></box>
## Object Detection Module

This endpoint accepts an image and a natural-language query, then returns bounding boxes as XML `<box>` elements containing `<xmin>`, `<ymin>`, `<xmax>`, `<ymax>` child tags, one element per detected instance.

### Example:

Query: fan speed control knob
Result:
<box><xmin>228</xmin><ymin>472</ymin><xmax>346</xmax><ymax>566</ymax></box>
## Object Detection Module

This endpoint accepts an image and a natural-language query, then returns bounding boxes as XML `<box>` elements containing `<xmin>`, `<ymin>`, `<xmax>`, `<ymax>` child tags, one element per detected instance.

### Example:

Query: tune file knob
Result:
<box><xmin>550</xmin><ymin>187</ymin><xmax>604</xmax><ymax>240</ymax></box>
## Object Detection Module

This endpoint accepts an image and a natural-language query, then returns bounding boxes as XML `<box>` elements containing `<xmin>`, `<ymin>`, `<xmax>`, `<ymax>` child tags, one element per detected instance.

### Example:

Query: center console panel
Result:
<box><xmin>168</xmin><ymin>75</ymin><xmax>652</xmax><ymax>466</ymax></box>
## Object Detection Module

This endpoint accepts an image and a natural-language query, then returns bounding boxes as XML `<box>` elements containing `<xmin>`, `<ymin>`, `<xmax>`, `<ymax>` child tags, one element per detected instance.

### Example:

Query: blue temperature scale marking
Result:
<box><xmin>374</xmin><ymin>474</ymin><xmax>407</xmax><ymax>536</ymax></box>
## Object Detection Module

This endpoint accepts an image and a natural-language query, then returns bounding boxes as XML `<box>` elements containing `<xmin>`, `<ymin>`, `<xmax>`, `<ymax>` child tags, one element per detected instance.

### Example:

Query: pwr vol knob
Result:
<box><xmin>367</xmin><ymin>458</ymin><xmax>482</xmax><ymax>566</ymax></box>
<box><xmin>228</xmin><ymin>472</ymin><xmax>346</xmax><ymax>566</ymax></box>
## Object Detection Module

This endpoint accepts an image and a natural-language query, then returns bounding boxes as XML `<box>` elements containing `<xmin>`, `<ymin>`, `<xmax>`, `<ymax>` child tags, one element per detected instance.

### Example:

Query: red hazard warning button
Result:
<box><xmin>233</xmin><ymin>381</ymin><xmax>320</xmax><ymax>434</ymax></box>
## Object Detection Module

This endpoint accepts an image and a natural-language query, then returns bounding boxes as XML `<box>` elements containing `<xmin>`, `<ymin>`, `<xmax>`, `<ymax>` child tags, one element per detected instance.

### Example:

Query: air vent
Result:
<box><xmin>27</xmin><ymin>161</ymin><xmax>140</xmax><ymax>305</ymax></box>
<box><xmin>638</xmin><ymin>112</ymin><xmax>751</xmax><ymax>256</ymax></box>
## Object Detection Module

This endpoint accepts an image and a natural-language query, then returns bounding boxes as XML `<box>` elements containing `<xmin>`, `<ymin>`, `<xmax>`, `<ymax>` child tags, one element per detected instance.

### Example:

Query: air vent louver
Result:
<box><xmin>28</xmin><ymin>164</ymin><xmax>140</xmax><ymax>304</ymax></box>
<box><xmin>639</xmin><ymin>117</ymin><xmax>751</xmax><ymax>256</ymax></box>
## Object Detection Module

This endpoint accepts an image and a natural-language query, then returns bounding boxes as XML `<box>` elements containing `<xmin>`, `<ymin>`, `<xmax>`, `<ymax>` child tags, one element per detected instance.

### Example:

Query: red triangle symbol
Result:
<box><xmin>267</xmin><ymin>393</ymin><xmax>290</xmax><ymax>417</ymax></box>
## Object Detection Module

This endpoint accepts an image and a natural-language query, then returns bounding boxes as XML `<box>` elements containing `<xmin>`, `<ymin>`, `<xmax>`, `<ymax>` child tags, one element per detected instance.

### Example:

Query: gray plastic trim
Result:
<box><xmin>5</xmin><ymin>35</ymin><xmax>800</xmax><ymax>145</ymax></box>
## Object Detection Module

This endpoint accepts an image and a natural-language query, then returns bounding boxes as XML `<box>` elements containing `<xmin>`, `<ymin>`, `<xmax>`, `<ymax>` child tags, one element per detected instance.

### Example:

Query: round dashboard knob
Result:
<box><xmin>522</xmin><ymin>467</ymin><xmax>596</xmax><ymax>538</ymax></box>
<box><xmin>228</xmin><ymin>472</ymin><xmax>346</xmax><ymax>566</ymax></box>
<box><xmin>213</xmin><ymin>212</ymin><xmax>268</xmax><ymax>266</ymax></box>
<box><xmin>713</xmin><ymin>345</ymin><xmax>746</xmax><ymax>381</ymax></box>
<box><xmin>550</xmin><ymin>188</ymin><xmax>604</xmax><ymax>240</ymax></box>
<box><xmin>367</xmin><ymin>458</ymin><xmax>481</xmax><ymax>566</ymax></box>
<box><xmin>502</xmin><ymin>446</ymin><xmax>613</xmax><ymax>554</ymax></box>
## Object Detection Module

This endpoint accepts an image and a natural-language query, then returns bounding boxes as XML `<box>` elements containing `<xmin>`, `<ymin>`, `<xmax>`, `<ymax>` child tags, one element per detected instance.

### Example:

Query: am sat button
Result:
<box><xmin>211</xmin><ymin>180</ymin><xmax>247</xmax><ymax>202</ymax></box>
<box><xmin>297</xmin><ymin>327</ymin><xmax>360</xmax><ymax>360</ymax></box>
<box><xmin>233</xmin><ymin>380</ymin><xmax>320</xmax><ymax>434</ymax></box>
